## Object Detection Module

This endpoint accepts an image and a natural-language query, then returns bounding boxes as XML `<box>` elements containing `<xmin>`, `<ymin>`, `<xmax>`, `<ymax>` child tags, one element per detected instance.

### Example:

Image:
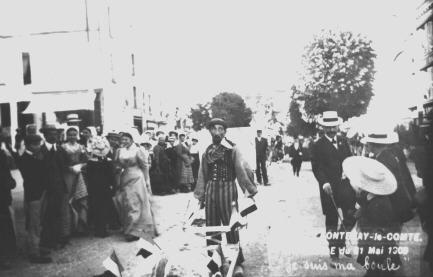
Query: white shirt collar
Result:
<box><xmin>256</xmin><ymin>136</ymin><xmax>262</xmax><ymax>141</ymax></box>
<box><xmin>220</xmin><ymin>138</ymin><xmax>233</xmax><ymax>149</ymax></box>
<box><xmin>325</xmin><ymin>134</ymin><xmax>337</xmax><ymax>143</ymax></box>
<box><xmin>45</xmin><ymin>142</ymin><xmax>57</xmax><ymax>151</ymax></box>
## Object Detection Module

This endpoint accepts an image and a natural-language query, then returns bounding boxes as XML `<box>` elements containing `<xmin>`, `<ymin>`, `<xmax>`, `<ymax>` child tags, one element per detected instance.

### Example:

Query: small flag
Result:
<box><xmin>135</xmin><ymin>238</ymin><xmax>163</xmax><ymax>275</ymax></box>
<box><xmin>136</xmin><ymin>238</ymin><xmax>161</xmax><ymax>261</ymax></box>
<box><xmin>239</xmin><ymin>197</ymin><xmax>257</xmax><ymax>217</ymax></box>
<box><xmin>136</xmin><ymin>248</ymin><xmax>152</xmax><ymax>259</ymax></box>
<box><xmin>207</xmin><ymin>248</ymin><xmax>222</xmax><ymax>274</ymax></box>
<box><xmin>102</xmin><ymin>250</ymin><xmax>124</xmax><ymax>277</ymax></box>
<box><xmin>229</xmin><ymin>204</ymin><xmax>244</xmax><ymax>231</ymax></box>
<box><xmin>137</xmin><ymin>238</ymin><xmax>161</xmax><ymax>253</ymax></box>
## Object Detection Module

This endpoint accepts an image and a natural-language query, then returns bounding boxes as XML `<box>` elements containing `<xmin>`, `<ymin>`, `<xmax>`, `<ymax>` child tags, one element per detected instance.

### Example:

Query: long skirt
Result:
<box><xmin>179</xmin><ymin>162</ymin><xmax>194</xmax><ymax>185</ymax></box>
<box><xmin>62</xmin><ymin>171</ymin><xmax>88</xmax><ymax>236</ymax></box>
<box><xmin>115</xmin><ymin>167</ymin><xmax>155</xmax><ymax>238</ymax></box>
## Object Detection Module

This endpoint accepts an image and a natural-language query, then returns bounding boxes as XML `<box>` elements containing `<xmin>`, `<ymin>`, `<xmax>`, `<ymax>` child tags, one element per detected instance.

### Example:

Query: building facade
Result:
<box><xmin>416</xmin><ymin>0</ymin><xmax>433</xmax><ymax>129</ymax></box>
<box><xmin>0</xmin><ymin>0</ymin><xmax>148</xmax><ymax>142</ymax></box>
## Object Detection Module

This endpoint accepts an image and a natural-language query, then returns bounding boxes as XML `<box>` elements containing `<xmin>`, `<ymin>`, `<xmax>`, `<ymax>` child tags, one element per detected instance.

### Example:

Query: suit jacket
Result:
<box><xmin>40</xmin><ymin>143</ymin><xmax>68</xmax><ymax>194</ymax></box>
<box><xmin>194</xmin><ymin>140</ymin><xmax>258</xmax><ymax>202</ymax></box>
<box><xmin>376</xmin><ymin>148</ymin><xmax>414</xmax><ymax>223</ymax></box>
<box><xmin>0</xmin><ymin>151</ymin><xmax>15</xmax><ymax>208</ymax></box>
<box><xmin>288</xmin><ymin>144</ymin><xmax>303</xmax><ymax>164</ymax></box>
<box><xmin>18</xmin><ymin>152</ymin><xmax>46</xmax><ymax>202</ymax></box>
<box><xmin>311</xmin><ymin>135</ymin><xmax>355</xmax><ymax>214</ymax></box>
<box><xmin>255</xmin><ymin>137</ymin><xmax>268</xmax><ymax>159</ymax></box>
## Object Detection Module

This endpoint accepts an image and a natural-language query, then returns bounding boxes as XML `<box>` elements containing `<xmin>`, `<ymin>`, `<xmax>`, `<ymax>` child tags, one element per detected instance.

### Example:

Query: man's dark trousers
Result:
<box><xmin>256</xmin><ymin>157</ymin><xmax>268</xmax><ymax>184</ymax></box>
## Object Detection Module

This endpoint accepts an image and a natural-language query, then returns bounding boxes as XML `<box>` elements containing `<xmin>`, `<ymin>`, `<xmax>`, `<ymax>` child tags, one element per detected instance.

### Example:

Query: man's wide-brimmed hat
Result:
<box><xmin>40</xmin><ymin>123</ymin><xmax>61</xmax><ymax>133</ymax></box>
<box><xmin>89</xmin><ymin>136</ymin><xmax>111</xmax><ymax>157</ymax></box>
<box><xmin>343</xmin><ymin>156</ymin><xmax>397</xmax><ymax>196</ymax></box>
<box><xmin>362</xmin><ymin>131</ymin><xmax>399</xmax><ymax>145</ymax></box>
<box><xmin>207</xmin><ymin>118</ymin><xmax>227</xmax><ymax>130</ymax></box>
<box><xmin>317</xmin><ymin>111</ymin><xmax>343</xmax><ymax>127</ymax></box>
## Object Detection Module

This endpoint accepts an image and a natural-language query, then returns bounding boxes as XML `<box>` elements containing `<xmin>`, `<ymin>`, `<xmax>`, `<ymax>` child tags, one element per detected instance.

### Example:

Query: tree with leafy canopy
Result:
<box><xmin>190</xmin><ymin>103</ymin><xmax>211</xmax><ymax>131</ymax></box>
<box><xmin>189</xmin><ymin>92</ymin><xmax>252</xmax><ymax>130</ymax></box>
<box><xmin>211</xmin><ymin>92</ymin><xmax>252</xmax><ymax>128</ymax></box>
<box><xmin>296</xmin><ymin>30</ymin><xmax>376</xmax><ymax>121</ymax></box>
<box><xmin>287</xmin><ymin>86</ymin><xmax>316</xmax><ymax>137</ymax></box>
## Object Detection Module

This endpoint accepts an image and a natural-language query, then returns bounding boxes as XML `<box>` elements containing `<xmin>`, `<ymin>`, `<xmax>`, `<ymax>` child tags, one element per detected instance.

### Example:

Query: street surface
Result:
<box><xmin>6</xmin><ymin>162</ymin><xmax>430</xmax><ymax>277</ymax></box>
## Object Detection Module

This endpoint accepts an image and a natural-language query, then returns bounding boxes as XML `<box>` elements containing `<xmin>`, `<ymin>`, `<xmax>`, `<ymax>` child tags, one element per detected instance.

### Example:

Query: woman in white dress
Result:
<box><xmin>114</xmin><ymin>132</ymin><xmax>156</xmax><ymax>241</ymax></box>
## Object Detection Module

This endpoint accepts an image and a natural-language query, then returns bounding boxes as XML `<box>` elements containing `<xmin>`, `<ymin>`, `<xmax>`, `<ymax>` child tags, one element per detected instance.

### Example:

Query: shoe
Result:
<box><xmin>95</xmin><ymin>231</ymin><xmax>109</xmax><ymax>238</ymax></box>
<box><xmin>221</xmin><ymin>261</ymin><xmax>230</xmax><ymax>276</ymax></box>
<box><xmin>94</xmin><ymin>270</ymin><xmax>117</xmax><ymax>277</ymax></box>
<box><xmin>233</xmin><ymin>265</ymin><xmax>244</xmax><ymax>277</ymax></box>
<box><xmin>29</xmin><ymin>255</ymin><xmax>52</xmax><ymax>264</ymax></box>
<box><xmin>125</xmin><ymin>235</ymin><xmax>140</xmax><ymax>242</ymax></box>
<box><xmin>329</xmin><ymin>257</ymin><xmax>339</xmax><ymax>269</ymax></box>
<box><xmin>264</xmin><ymin>182</ymin><xmax>271</xmax><ymax>186</ymax></box>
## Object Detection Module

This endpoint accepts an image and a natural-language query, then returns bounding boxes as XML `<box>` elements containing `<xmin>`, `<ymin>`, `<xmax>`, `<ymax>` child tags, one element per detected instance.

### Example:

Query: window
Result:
<box><xmin>131</xmin><ymin>54</ymin><xmax>135</xmax><ymax>76</ymax></box>
<box><xmin>22</xmin><ymin>52</ymin><xmax>31</xmax><ymax>85</ymax></box>
<box><xmin>133</xmin><ymin>86</ymin><xmax>137</xmax><ymax>109</ymax></box>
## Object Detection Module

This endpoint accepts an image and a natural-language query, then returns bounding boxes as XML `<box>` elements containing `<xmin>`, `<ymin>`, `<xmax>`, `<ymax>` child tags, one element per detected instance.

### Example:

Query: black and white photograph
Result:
<box><xmin>0</xmin><ymin>0</ymin><xmax>433</xmax><ymax>276</ymax></box>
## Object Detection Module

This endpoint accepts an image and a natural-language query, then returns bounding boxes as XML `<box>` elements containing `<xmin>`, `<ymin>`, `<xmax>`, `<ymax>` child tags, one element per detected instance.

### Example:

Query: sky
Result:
<box><xmin>133</xmin><ymin>0</ymin><xmax>424</xmax><ymax>120</ymax></box>
<box><xmin>0</xmin><ymin>0</ymin><xmax>426</xmax><ymax>123</ymax></box>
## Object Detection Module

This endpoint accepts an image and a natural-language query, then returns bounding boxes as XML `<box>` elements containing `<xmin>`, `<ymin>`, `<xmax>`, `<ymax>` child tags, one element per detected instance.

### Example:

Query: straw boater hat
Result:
<box><xmin>66</xmin><ymin>113</ymin><xmax>82</xmax><ymax>123</ymax></box>
<box><xmin>362</xmin><ymin>131</ymin><xmax>399</xmax><ymax>144</ymax></box>
<box><xmin>343</xmin><ymin>156</ymin><xmax>397</xmax><ymax>195</ymax></box>
<box><xmin>207</xmin><ymin>118</ymin><xmax>228</xmax><ymax>130</ymax></box>
<box><xmin>89</xmin><ymin>136</ymin><xmax>110</xmax><ymax>157</ymax></box>
<box><xmin>317</xmin><ymin>111</ymin><xmax>343</xmax><ymax>127</ymax></box>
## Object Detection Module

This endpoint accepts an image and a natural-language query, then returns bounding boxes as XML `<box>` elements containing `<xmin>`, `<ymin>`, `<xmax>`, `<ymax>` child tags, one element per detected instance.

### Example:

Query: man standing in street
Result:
<box><xmin>194</xmin><ymin>118</ymin><xmax>258</xmax><ymax>276</ymax></box>
<box><xmin>39</xmin><ymin>124</ymin><xmax>69</xmax><ymax>252</ymax></box>
<box><xmin>255</xmin><ymin>129</ymin><xmax>269</xmax><ymax>185</ymax></box>
<box><xmin>311</xmin><ymin>111</ymin><xmax>356</xmax><ymax>267</ymax></box>
<box><xmin>288</xmin><ymin>136</ymin><xmax>303</xmax><ymax>177</ymax></box>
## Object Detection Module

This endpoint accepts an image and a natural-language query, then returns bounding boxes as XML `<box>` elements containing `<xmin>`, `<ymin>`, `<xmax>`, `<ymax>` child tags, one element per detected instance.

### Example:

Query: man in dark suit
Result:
<box><xmin>364</xmin><ymin>131</ymin><xmax>415</xmax><ymax>224</ymax></box>
<box><xmin>288</xmin><ymin>137</ymin><xmax>303</xmax><ymax>177</ymax></box>
<box><xmin>39</xmin><ymin>124</ymin><xmax>69</xmax><ymax>253</ymax></box>
<box><xmin>311</xmin><ymin>111</ymin><xmax>356</xmax><ymax>266</ymax></box>
<box><xmin>255</xmin><ymin>130</ymin><xmax>269</xmax><ymax>185</ymax></box>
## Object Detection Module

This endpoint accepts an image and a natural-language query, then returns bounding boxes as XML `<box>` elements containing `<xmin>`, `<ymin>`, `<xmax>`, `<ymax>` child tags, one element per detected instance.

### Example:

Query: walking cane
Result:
<box><xmin>329</xmin><ymin>193</ymin><xmax>347</xmax><ymax>233</ymax></box>
<box><xmin>329</xmin><ymin>192</ymin><xmax>355</xmax><ymax>252</ymax></box>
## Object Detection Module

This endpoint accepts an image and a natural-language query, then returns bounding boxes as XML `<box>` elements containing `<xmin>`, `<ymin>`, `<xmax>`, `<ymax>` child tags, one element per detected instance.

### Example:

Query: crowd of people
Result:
<box><xmin>0</xmin><ymin>118</ymin><xmax>203</xmax><ymax>270</ymax></box>
<box><xmin>1</xmin><ymin>109</ymin><xmax>433</xmax><ymax>277</ymax></box>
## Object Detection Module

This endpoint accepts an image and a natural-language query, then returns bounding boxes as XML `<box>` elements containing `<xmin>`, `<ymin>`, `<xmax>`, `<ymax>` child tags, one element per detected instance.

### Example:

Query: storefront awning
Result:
<box><xmin>420</xmin><ymin>59</ymin><xmax>433</xmax><ymax>71</ymax></box>
<box><xmin>22</xmin><ymin>90</ymin><xmax>95</xmax><ymax>114</ymax></box>
<box><xmin>417</xmin><ymin>13</ymin><xmax>433</xmax><ymax>30</ymax></box>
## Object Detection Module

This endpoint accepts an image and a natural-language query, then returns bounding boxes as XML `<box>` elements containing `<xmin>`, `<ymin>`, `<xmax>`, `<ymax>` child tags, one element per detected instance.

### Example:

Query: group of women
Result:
<box><xmin>38</xmin><ymin>125</ymin><xmax>156</xmax><ymax>242</ymax></box>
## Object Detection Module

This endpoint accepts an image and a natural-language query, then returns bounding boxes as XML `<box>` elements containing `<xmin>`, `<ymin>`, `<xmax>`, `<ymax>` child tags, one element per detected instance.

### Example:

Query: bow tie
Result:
<box><xmin>331</xmin><ymin>139</ymin><xmax>337</xmax><ymax>144</ymax></box>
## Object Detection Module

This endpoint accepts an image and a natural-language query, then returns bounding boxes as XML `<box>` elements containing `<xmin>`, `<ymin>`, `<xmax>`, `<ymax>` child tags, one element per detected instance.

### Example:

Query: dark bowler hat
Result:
<box><xmin>207</xmin><ymin>118</ymin><xmax>227</xmax><ymax>130</ymax></box>
<box><xmin>39</xmin><ymin>123</ymin><xmax>60</xmax><ymax>133</ymax></box>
